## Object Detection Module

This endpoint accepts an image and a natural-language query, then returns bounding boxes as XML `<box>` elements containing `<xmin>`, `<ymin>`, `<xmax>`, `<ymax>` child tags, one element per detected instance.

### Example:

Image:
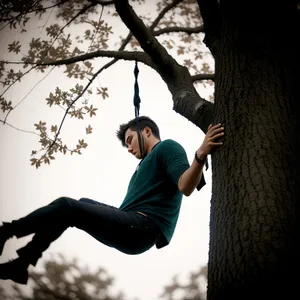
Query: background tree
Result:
<box><xmin>1</xmin><ymin>254</ymin><xmax>128</xmax><ymax>300</ymax></box>
<box><xmin>1</xmin><ymin>255</ymin><xmax>208</xmax><ymax>300</ymax></box>
<box><xmin>160</xmin><ymin>266</ymin><xmax>207</xmax><ymax>300</ymax></box>
<box><xmin>1</xmin><ymin>1</ymin><xmax>300</xmax><ymax>300</ymax></box>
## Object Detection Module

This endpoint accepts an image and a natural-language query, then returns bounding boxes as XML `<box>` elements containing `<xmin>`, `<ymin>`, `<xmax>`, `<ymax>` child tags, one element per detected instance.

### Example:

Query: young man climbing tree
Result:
<box><xmin>0</xmin><ymin>116</ymin><xmax>224</xmax><ymax>284</ymax></box>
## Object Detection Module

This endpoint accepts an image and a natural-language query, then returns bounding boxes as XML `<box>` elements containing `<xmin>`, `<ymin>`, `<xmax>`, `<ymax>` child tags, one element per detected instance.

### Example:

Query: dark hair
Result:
<box><xmin>116</xmin><ymin>116</ymin><xmax>161</xmax><ymax>147</ymax></box>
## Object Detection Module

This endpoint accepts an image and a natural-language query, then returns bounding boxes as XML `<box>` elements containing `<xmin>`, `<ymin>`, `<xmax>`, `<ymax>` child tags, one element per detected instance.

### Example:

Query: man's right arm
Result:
<box><xmin>178</xmin><ymin>123</ymin><xmax>224</xmax><ymax>197</ymax></box>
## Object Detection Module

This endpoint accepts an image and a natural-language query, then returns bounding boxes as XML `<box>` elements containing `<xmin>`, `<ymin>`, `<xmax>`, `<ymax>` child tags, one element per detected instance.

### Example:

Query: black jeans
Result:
<box><xmin>11</xmin><ymin>197</ymin><xmax>160</xmax><ymax>266</ymax></box>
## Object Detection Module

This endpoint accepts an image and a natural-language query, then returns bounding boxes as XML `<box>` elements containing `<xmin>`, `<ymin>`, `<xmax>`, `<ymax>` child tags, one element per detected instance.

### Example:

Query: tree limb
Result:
<box><xmin>154</xmin><ymin>25</ymin><xmax>204</xmax><ymax>36</ymax></box>
<box><xmin>114</xmin><ymin>0</ymin><xmax>214</xmax><ymax>132</ymax></box>
<box><xmin>1</xmin><ymin>50</ymin><xmax>155</xmax><ymax>68</ymax></box>
<box><xmin>192</xmin><ymin>73</ymin><xmax>215</xmax><ymax>82</ymax></box>
<box><xmin>149</xmin><ymin>0</ymin><xmax>184</xmax><ymax>30</ymax></box>
<box><xmin>196</xmin><ymin>0</ymin><xmax>221</xmax><ymax>56</ymax></box>
<box><xmin>92</xmin><ymin>0</ymin><xmax>115</xmax><ymax>5</ymax></box>
<box><xmin>114</xmin><ymin>0</ymin><xmax>177</xmax><ymax>78</ymax></box>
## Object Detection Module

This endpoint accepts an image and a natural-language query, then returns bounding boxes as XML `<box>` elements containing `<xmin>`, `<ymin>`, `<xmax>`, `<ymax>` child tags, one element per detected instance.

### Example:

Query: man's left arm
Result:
<box><xmin>178</xmin><ymin>123</ymin><xmax>224</xmax><ymax>197</ymax></box>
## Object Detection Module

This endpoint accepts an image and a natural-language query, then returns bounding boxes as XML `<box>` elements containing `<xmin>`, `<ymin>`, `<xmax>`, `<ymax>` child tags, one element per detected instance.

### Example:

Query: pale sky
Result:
<box><xmin>0</xmin><ymin>3</ymin><xmax>214</xmax><ymax>300</ymax></box>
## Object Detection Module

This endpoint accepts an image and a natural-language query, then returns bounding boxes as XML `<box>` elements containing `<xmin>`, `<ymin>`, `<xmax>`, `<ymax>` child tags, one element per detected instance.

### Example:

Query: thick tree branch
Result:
<box><xmin>92</xmin><ymin>0</ymin><xmax>115</xmax><ymax>5</ymax></box>
<box><xmin>114</xmin><ymin>0</ymin><xmax>214</xmax><ymax>132</ymax></box>
<box><xmin>196</xmin><ymin>0</ymin><xmax>221</xmax><ymax>56</ymax></box>
<box><xmin>115</xmin><ymin>0</ymin><xmax>178</xmax><ymax>77</ymax></box>
<box><xmin>154</xmin><ymin>25</ymin><xmax>204</xmax><ymax>36</ymax></box>
<box><xmin>1</xmin><ymin>50</ymin><xmax>154</xmax><ymax>68</ymax></box>
<box><xmin>192</xmin><ymin>73</ymin><xmax>215</xmax><ymax>82</ymax></box>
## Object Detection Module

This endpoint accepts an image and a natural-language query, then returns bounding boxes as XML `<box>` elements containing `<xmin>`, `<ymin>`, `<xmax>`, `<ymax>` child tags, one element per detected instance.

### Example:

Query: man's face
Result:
<box><xmin>124</xmin><ymin>128</ymin><xmax>142</xmax><ymax>159</ymax></box>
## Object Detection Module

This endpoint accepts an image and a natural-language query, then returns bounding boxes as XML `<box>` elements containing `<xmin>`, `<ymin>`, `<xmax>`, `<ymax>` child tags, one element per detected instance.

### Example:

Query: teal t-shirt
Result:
<box><xmin>119</xmin><ymin>139</ymin><xmax>205</xmax><ymax>249</ymax></box>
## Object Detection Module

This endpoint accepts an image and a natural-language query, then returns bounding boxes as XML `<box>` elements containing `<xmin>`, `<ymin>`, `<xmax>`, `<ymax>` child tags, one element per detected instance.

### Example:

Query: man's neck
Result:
<box><xmin>146</xmin><ymin>139</ymin><xmax>161</xmax><ymax>155</ymax></box>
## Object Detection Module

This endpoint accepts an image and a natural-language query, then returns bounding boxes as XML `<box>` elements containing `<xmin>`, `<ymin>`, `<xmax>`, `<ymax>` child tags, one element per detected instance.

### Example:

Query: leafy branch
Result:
<box><xmin>3</xmin><ymin>66</ymin><xmax>56</xmax><ymax>125</ymax></box>
<box><xmin>1</xmin><ymin>50</ymin><xmax>154</xmax><ymax>68</ymax></box>
<box><xmin>46</xmin><ymin>2</ymin><xmax>97</xmax><ymax>54</ymax></box>
<box><xmin>0</xmin><ymin>0</ymin><xmax>69</xmax><ymax>31</ymax></box>
<box><xmin>0</xmin><ymin>118</ymin><xmax>92</xmax><ymax>169</ymax></box>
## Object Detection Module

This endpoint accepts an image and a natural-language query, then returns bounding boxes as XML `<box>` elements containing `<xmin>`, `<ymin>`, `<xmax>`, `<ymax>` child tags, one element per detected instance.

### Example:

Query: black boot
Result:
<box><xmin>0</xmin><ymin>222</ymin><xmax>14</xmax><ymax>256</ymax></box>
<box><xmin>0</xmin><ymin>257</ymin><xmax>29</xmax><ymax>284</ymax></box>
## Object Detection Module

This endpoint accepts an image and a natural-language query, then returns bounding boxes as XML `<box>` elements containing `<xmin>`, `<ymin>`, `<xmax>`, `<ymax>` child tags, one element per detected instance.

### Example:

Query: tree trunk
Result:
<box><xmin>207</xmin><ymin>3</ymin><xmax>300</xmax><ymax>300</ymax></box>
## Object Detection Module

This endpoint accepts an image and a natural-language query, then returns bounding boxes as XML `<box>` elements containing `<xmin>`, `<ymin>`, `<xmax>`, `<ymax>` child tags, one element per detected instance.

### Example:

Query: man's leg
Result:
<box><xmin>0</xmin><ymin>197</ymin><xmax>160</xmax><ymax>283</ymax></box>
<box><xmin>73</xmin><ymin>198</ymin><xmax>160</xmax><ymax>254</ymax></box>
<box><xmin>16</xmin><ymin>197</ymin><xmax>160</xmax><ymax>263</ymax></box>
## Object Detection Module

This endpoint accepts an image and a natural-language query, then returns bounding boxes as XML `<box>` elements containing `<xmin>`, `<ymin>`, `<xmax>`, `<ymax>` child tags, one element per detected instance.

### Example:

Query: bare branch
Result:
<box><xmin>149</xmin><ymin>0</ymin><xmax>184</xmax><ymax>30</ymax></box>
<box><xmin>1</xmin><ymin>50</ymin><xmax>155</xmax><ymax>68</ymax></box>
<box><xmin>3</xmin><ymin>66</ymin><xmax>56</xmax><ymax>124</ymax></box>
<box><xmin>196</xmin><ymin>0</ymin><xmax>221</xmax><ymax>56</ymax></box>
<box><xmin>1</xmin><ymin>119</ymin><xmax>40</xmax><ymax>136</ymax></box>
<box><xmin>154</xmin><ymin>25</ymin><xmax>204</xmax><ymax>36</ymax></box>
<box><xmin>0</xmin><ymin>119</ymin><xmax>74</xmax><ymax>155</ymax></box>
<box><xmin>192</xmin><ymin>73</ymin><xmax>215</xmax><ymax>82</ymax></box>
<box><xmin>47</xmin><ymin>59</ymin><xmax>122</xmax><ymax>154</ymax></box>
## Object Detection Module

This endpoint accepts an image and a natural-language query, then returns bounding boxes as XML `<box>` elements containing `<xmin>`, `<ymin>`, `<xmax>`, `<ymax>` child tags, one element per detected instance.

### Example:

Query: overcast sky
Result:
<box><xmin>0</xmin><ymin>3</ymin><xmax>214</xmax><ymax>299</ymax></box>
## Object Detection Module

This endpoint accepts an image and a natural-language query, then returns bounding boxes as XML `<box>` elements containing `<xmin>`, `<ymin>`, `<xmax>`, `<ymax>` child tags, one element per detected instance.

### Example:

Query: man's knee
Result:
<box><xmin>51</xmin><ymin>197</ymin><xmax>75</xmax><ymax>208</ymax></box>
<box><xmin>79</xmin><ymin>198</ymin><xmax>99</xmax><ymax>205</ymax></box>
<box><xmin>78</xmin><ymin>198</ymin><xmax>89</xmax><ymax>202</ymax></box>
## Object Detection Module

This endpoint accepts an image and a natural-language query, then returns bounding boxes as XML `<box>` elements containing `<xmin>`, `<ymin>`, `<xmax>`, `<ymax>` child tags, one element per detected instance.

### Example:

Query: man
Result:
<box><xmin>0</xmin><ymin>116</ymin><xmax>224</xmax><ymax>284</ymax></box>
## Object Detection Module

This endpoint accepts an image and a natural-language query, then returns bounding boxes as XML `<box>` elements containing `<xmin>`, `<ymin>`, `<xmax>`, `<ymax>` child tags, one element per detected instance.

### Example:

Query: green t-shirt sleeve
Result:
<box><xmin>158</xmin><ymin>140</ymin><xmax>190</xmax><ymax>186</ymax></box>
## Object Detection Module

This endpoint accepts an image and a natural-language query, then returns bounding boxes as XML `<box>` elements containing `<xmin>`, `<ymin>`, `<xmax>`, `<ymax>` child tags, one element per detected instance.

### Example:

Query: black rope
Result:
<box><xmin>132</xmin><ymin>61</ymin><xmax>208</xmax><ymax>169</ymax></box>
<box><xmin>133</xmin><ymin>61</ymin><xmax>145</xmax><ymax>159</ymax></box>
<box><xmin>133</xmin><ymin>61</ymin><xmax>140</xmax><ymax>119</ymax></box>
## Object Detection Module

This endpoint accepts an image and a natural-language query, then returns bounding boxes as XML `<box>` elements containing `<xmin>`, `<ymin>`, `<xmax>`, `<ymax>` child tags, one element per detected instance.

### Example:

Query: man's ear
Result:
<box><xmin>144</xmin><ymin>126</ymin><xmax>152</xmax><ymax>136</ymax></box>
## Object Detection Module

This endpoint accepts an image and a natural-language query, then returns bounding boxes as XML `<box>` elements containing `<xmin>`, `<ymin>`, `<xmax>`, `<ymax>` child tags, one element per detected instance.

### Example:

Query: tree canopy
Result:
<box><xmin>0</xmin><ymin>0</ymin><xmax>214</xmax><ymax>168</ymax></box>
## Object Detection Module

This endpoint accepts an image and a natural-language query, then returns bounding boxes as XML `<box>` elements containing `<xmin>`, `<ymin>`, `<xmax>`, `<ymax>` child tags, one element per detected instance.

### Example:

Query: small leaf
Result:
<box><xmin>51</xmin><ymin>125</ymin><xmax>57</xmax><ymax>133</ymax></box>
<box><xmin>86</xmin><ymin>125</ymin><xmax>93</xmax><ymax>134</ymax></box>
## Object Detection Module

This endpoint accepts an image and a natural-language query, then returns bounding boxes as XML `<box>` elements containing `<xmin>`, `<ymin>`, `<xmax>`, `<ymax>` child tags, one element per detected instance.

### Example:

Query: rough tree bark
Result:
<box><xmin>197</xmin><ymin>1</ymin><xmax>300</xmax><ymax>299</ymax></box>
